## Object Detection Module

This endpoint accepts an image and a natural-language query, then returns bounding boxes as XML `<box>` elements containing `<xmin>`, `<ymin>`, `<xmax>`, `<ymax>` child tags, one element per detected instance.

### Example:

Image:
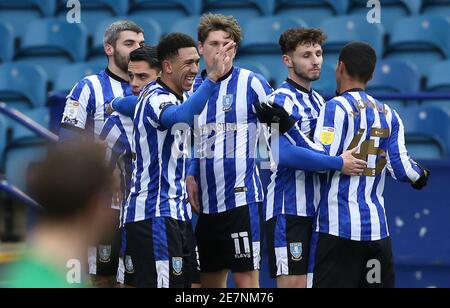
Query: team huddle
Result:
<box><xmin>60</xmin><ymin>13</ymin><xmax>429</xmax><ymax>288</ymax></box>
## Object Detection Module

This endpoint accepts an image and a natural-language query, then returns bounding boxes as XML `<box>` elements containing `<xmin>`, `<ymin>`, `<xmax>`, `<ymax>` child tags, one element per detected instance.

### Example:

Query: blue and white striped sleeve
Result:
<box><xmin>268</xmin><ymin>92</ymin><xmax>324</xmax><ymax>153</ymax></box>
<box><xmin>61</xmin><ymin>79</ymin><xmax>93</xmax><ymax>130</ymax></box>
<box><xmin>100</xmin><ymin>114</ymin><xmax>127</xmax><ymax>168</ymax></box>
<box><xmin>313</xmin><ymin>99</ymin><xmax>347</xmax><ymax>156</ymax></box>
<box><xmin>251</xmin><ymin>73</ymin><xmax>273</xmax><ymax>104</ymax></box>
<box><xmin>386</xmin><ymin>109</ymin><xmax>423</xmax><ymax>183</ymax></box>
<box><xmin>146</xmin><ymin>93</ymin><xmax>174</xmax><ymax>128</ymax></box>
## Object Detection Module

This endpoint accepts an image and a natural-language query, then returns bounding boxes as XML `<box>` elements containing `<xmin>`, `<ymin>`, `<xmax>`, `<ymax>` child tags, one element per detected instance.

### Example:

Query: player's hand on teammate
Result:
<box><xmin>186</xmin><ymin>175</ymin><xmax>200</xmax><ymax>214</ymax></box>
<box><xmin>207</xmin><ymin>41</ymin><xmax>236</xmax><ymax>82</ymax></box>
<box><xmin>340</xmin><ymin>147</ymin><xmax>367</xmax><ymax>176</ymax></box>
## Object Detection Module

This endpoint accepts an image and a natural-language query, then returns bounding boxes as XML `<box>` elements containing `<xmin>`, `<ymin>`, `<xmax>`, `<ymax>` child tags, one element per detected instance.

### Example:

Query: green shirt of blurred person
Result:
<box><xmin>3</xmin><ymin>141</ymin><xmax>114</xmax><ymax>288</ymax></box>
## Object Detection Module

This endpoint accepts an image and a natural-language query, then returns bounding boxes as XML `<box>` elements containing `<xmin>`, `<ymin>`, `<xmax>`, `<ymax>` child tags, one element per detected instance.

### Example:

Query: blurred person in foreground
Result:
<box><xmin>4</xmin><ymin>141</ymin><xmax>114</xmax><ymax>288</ymax></box>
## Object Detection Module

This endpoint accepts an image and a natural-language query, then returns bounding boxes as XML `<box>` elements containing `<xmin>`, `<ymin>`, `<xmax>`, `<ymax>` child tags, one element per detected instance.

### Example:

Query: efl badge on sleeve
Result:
<box><xmin>222</xmin><ymin>94</ymin><xmax>234</xmax><ymax>112</ymax></box>
<box><xmin>98</xmin><ymin>245</ymin><xmax>112</xmax><ymax>263</ymax></box>
<box><xmin>172</xmin><ymin>257</ymin><xmax>183</xmax><ymax>276</ymax></box>
<box><xmin>320</xmin><ymin>127</ymin><xmax>335</xmax><ymax>145</ymax></box>
<box><xmin>290</xmin><ymin>242</ymin><xmax>303</xmax><ymax>261</ymax></box>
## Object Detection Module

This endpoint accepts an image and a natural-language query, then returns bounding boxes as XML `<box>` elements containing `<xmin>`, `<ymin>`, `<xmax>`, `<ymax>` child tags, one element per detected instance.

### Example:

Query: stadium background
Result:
<box><xmin>0</xmin><ymin>0</ymin><xmax>449</xmax><ymax>287</ymax></box>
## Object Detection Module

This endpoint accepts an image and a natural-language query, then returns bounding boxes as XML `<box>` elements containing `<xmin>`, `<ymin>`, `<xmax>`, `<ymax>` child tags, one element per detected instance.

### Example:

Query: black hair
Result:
<box><xmin>157</xmin><ymin>32</ymin><xmax>197</xmax><ymax>63</ymax></box>
<box><xmin>129</xmin><ymin>45</ymin><xmax>161</xmax><ymax>70</ymax></box>
<box><xmin>339</xmin><ymin>41</ymin><xmax>377</xmax><ymax>83</ymax></box>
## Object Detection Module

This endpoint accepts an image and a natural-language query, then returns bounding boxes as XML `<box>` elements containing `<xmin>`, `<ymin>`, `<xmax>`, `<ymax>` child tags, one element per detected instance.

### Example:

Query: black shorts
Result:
<box><xmin>89</xmin><ymin>229</ymin><xmax>121</xmax><ymax>276</ymax></box>
<box><xmin>312</xmin><ymin>233</ymin><xmax>395</xmax><ymax>288</ymax></box>
<box><xmin>185</xmin><ymin>221</ymin><xmax>201</xmax><ymax>285</ymax></box>
<box><xmin>266</xmin><ymin>214</ymin><xmax>313</xmax><ymax>278</ymax></box>
<box><xmin>117</xmin><ymin>228</ymin><xmax>136</xmax><ymax>286</ymax></box>
<box><xmin>125</xmin><ymin>217</ymin><xmax>191</xmax><ymax>288</ymax></box>
<box><xmin>196</xmin><ymin>203</ymin><xmax>262</xmax><ymax>273</ymax></box>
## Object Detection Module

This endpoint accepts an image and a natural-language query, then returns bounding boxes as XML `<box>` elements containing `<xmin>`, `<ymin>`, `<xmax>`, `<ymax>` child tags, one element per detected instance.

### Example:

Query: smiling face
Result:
<box><xmin>286</xmin><ymin>42</ymin><xmax>323</xmax><ymax>83</ymax></box>
<box><xmin>165</xmin><ymin>47</ymin><xmax>200</xmax><ymax>95</ymax></box>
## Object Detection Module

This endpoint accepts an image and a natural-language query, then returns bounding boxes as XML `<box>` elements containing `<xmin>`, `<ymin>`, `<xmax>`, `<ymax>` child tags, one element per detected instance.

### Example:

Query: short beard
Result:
<box><xmin>293</xmin><ymin>65</ymin><xmax>320</xmax><ymax>82</ymax></box>
<box><xmin>113</xmin><ymin>51</ymin><xmax>129</xmax><ymax>74</ymax></box>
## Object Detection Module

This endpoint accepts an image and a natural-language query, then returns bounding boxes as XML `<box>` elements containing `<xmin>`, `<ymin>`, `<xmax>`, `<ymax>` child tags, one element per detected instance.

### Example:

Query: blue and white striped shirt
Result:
<box><xmin>191</xmin><ymin>67</ymin><xmax>273</xmax><ymax>214</ymax></box>
<box><xmin>265</xmin><ymin>79</ymin><xmax>326</xmax><ymax>221</ymax></box>
<box><xmin>61</xmin><ymin>68</ymin><xmax>132</xmax><ymax>136</ymax></box>
<box><xmin>100</xmin><ymin>111</ymin><xmax>134</xmax><ymax>227</ymax></box>
<box><xmin>314</xmin><ymin>90</ymin><xmax>424</xmax><ymax>241</ymax></box>
<box><xmin>124</xmin><ymin>79</ymin><xmax>190</xmax><ymax>223</ymax></box>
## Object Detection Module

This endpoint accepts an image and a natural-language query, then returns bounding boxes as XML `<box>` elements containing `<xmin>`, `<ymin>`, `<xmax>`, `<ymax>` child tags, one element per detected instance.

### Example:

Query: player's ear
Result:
<box><xmin>162</xmin><ymin>59</ymin><xmax>172</xmax><ymax>74</ymax></box>
<box><xmin>104</xmin><ymin>43</ymin><xmax>114</xmax><ymax>57</ymax></box>
<box><xmin>282</xmin><ymin>54</ymin><xmax>292</xmax><ymax>68</ymax></box>
<box><xmin>197</xmin><ymin>41</ymin><xmax>204</xmax><ymax>55</ymax></box>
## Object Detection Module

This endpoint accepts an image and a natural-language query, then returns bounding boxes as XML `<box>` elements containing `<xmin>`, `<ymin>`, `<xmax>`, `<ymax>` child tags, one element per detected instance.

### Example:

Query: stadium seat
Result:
<box><xmin>0</xmin><ymin>63</ymin><xmax>48</xmax><ymax>111</ymax></box>
<box><xmin>422</xmin><ymin>60</ymin><xmax>450</xmax><ymax>112</ymax></box>
<box><xmin>384</xmin><ymin>15</ymin><xmax>450</xmax><ymax>76</ymax></box>
<box><xmin>129</xmin><ymin>0</ymin><xmax>202</xmax><ymax>34</ymax></box>
<box><xmin>422</xmin><ymin>0</ymin><xmax>450</xmax><ymax>21</ymax></box>
<box><xmin>0</xmin><ymin>114</ymin><xmax>6</xmax><ymax>166</ymax></box>
<box><xmin>233</xmin><ymin>59</ymin><xmax>272</xmax><ymax>84</ymax></box>
<box><xmin>276</xmin><ymin>0</ymin><xmax>349</xmax><ymax>28</ymax></box>
<box><xmin>312</xmin><ymin>62</ymin><xmax>336</xmax><ymax>96</ymax></box>
<box><xmin>0</xmin><ymin>22</ymin><xmax>14</xmax><ymax>63</ymax></box>
<box><xmin>0</xmin><ymin>0</ymin><xmax>56</xmax><ymax>39</ymax></box>
<box><xmin>241</xmin><ymin>16</ymin><xmax>307</xmax><ymax>53</ymax></box>
<box><xmin>402</xmin><ymin>106</ymin><xmax>450</xmax><ymax>159</ymax></box>
<box><xmin>202</xmin><ymin>0</ymin><xmax>274</xmax><ymax>28</ymax></box>
<box><xmin>53</xmin><ymin>61</ymin><xmax>105</xmax><ymax>94</ymax></box>
<box><xmin>9</xmin><ymin>107</ymin><xmax>51</xmax><ymax>143</ymax></box>
<box><xmin>90</xmin><ymin>16</ymin><xmax>161</xmax><ymax>59</ymax></box>
<box><xmin>15</xmin><ymin>19</ymin><xmax>88</xmax><ymax>85</ymax></box>
<box><xmin>169</xmin><ymin>15</ymin><xmax>201</xmax><ymax>42</ymax></box>
<box><xmin>56</xmin><ymin>0</ymin><xmax>129</xmax><ymax>35</ymax></box>
<box><xmin>321</xmin><ymin>15</ymin><xmax>385</xmax><ymax>66</ymax></box>
<box><xmin>348</xmin><ymin>0</ymin><xmax>421</xmax><ymax>30</ymax></box>
<box><xmin>367</xmin><ymin>59</ymin><xmax>420</xmax><ymax>111</ymax></box>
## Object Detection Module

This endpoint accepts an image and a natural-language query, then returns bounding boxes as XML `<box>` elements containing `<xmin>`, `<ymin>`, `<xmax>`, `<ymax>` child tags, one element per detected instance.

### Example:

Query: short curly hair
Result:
<box><xmin>279</xmin><ymin>28</ymin><xmax>327</xmax><ymax>55</ymax></box>
<box><xmin>198</xmin><ymin>13</ymin><xmax>242</xmax><ymax>46</ymax></box>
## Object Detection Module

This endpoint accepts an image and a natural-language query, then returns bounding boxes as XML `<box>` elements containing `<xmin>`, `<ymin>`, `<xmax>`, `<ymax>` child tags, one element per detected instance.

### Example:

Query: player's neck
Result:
<box><xmin>288</xmin><ymin>73</ymin><xmax>311</xmax><ymax>92</ymax></box>
<box><xmin>160</xmin><ymin>74</ymin><xmax>183</xmax><ymax>98</ymax></box>
<box><xmin>107</xmin><ymin>62</ymin><xmax>129</xmax><ymax>82</ymax></box>
<box><xmin>338</xmin><ymin>79</ymin><xmax>366</xmax><ymax>95</ymax></box>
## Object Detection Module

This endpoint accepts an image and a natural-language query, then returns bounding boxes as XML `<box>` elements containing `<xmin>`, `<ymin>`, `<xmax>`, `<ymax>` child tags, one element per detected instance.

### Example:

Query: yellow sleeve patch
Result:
<box><xmin>320</xmin><ymin>127</ymin><xmax>335</xmax><ymax>145</ymax></box>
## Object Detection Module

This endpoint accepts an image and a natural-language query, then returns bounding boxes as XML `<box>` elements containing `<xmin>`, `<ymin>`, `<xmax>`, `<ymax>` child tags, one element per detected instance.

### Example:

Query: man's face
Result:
<box><xmin>128</xmin><ymin>60</ymin><xmax>160</xmax><ymax>95</ymax></box>
<box><xmin>167</xmin><ymin>47</ymin><xmax>200</xmax><ymax>93</ymax></box>
<box><xmin>198</xmin><ymin>30</ymin><xmax>236</xmax><ymax>70</ymax></box>
<box><xmin>112</xmin><ymin>31</ymin><xmax>145</xmax><ymax>73</ymax></box>
<box><xmin>288</xmin><ymin>43</ymin><xmax>323</xmax><ymax>82</ymax></box>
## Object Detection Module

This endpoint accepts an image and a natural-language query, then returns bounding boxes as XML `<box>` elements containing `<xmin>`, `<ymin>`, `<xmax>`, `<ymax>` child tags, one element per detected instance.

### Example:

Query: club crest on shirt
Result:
<box><xmin>290</xmin><ymin>242</ymin><xmax>303</xmax><ymax>261</ymax></box>
<box><xmin>172</xmin><ymin>257</ymin><xmax>183</xmax><ymax>275</ymax></box>
<box><xmin>320</xmin><ymin>127</ymin><xmax>335</xmax><ymax>145</ymax></box>
<box><xmin>98</xmin><ymin>245</ymin><xmax>112</xmax><ymax>263</ymax></box>
<box><xmin>222</xmin><ymin>94</ymin><xmax>233</xmax><ymax>112</ymax></box>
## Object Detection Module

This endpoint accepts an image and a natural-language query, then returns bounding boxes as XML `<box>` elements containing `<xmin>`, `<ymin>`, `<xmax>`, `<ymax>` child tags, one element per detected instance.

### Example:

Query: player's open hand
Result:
<box><xmin>340</xmin><ymin>147</ymin><xmax>367</xmax><ymax>176</ymax></box>
<box><xmin>207</xmin><ymin>41</ymin><xmax>236</xmax><ymax>82</ymax></box>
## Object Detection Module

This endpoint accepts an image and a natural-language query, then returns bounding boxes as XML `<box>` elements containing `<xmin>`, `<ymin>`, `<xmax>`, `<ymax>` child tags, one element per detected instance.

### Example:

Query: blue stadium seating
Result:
<box><xmin>385</xmin><ymin>15</ymin><xmax>450</xmax><ymax>76</ymax></box>
<box><xmin>56</xmin><ymin>0</ymin><xmax>129</xmax><ymax>35</ymax></box>
<box><xmin>169</xmin><ymin>15</ymin><xmax>201</xmax><ymax>42</ymax></box>
<box><xmin>233</xmin><ymin>59</ymin><xmax>272</xmax><ymax>84</ymax></box>
<box><xmin>129</xmin><ymin>0</ymin><xmax>202</xmax><ymax>34</ymax></box>
<box><xmin>423</xmin><ymin>60</ymin><xmax>450</xmax><ymax>112</ymax></box>
<box><xmin>90</xmin><ymin>16</ymin><xmax>161</xmax><ymax>59</ymax></box>
<box><xmin>321</xmin><ymin>15</ymin><xmax>385</xmax><ymax>67</ymax></box>
<box><xmin>0</xmin><ymin>114</ymin><xmax>6</xmax><ymax>167</ymax></box>
<box><xmin>0</xmin><ymin>63</ymin><xmax>47</xmax><ymax>111</ymax></box>
<box><xmin>402</xmin><ymin>106</ymin><xmax>450</xmax><ymax>159</ymax></box>
<box><xmin>4</xmin><ymin>106</ymin><xmax>51</xmax><ymax>191</ymax></box>
<box><xmin>367</xmin><ymin>59</ymin><xmax>420</xmax><ymax>111</ymax></box>
<box><xmin>0</xmin><ymin>22</ymin><xmax>14</xmax><ymax>63</ymax></box>
<box><xmin>276</xmin><ymin>0</ymin><xmax>348</xmax><ymax>28</ymax></box>
<box><xmin>53</xmin><ymin>61</ymin><xmax>105</xmax><ymax>93</ymax></box>
<box><xmin>0</xmin><ymin>0</ymin><xmax>56</xmax><ymax>39</ymax></box>
<box><xmin>349</xmin><ymin>0</ymin><xmax>419</xmax><ymax>30</ymax></box>
<box><xmin>15</xmin><ymin>19</ymin><xmax>88</xmax><ymax>85</ymax></box>
<box><xmin>312</xmin><ymin>62</ymin><xmax>336</xmax><ymax>96</ymax></box>
<box><xmin>202</xmin><ymin>0</ymin><xmax>274</xmax><ymax>28</ymax></box>
<box><xmin>422</xmin><ymin>0</ymin><xmax>450</xmax><ymax>21</ymax></box>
